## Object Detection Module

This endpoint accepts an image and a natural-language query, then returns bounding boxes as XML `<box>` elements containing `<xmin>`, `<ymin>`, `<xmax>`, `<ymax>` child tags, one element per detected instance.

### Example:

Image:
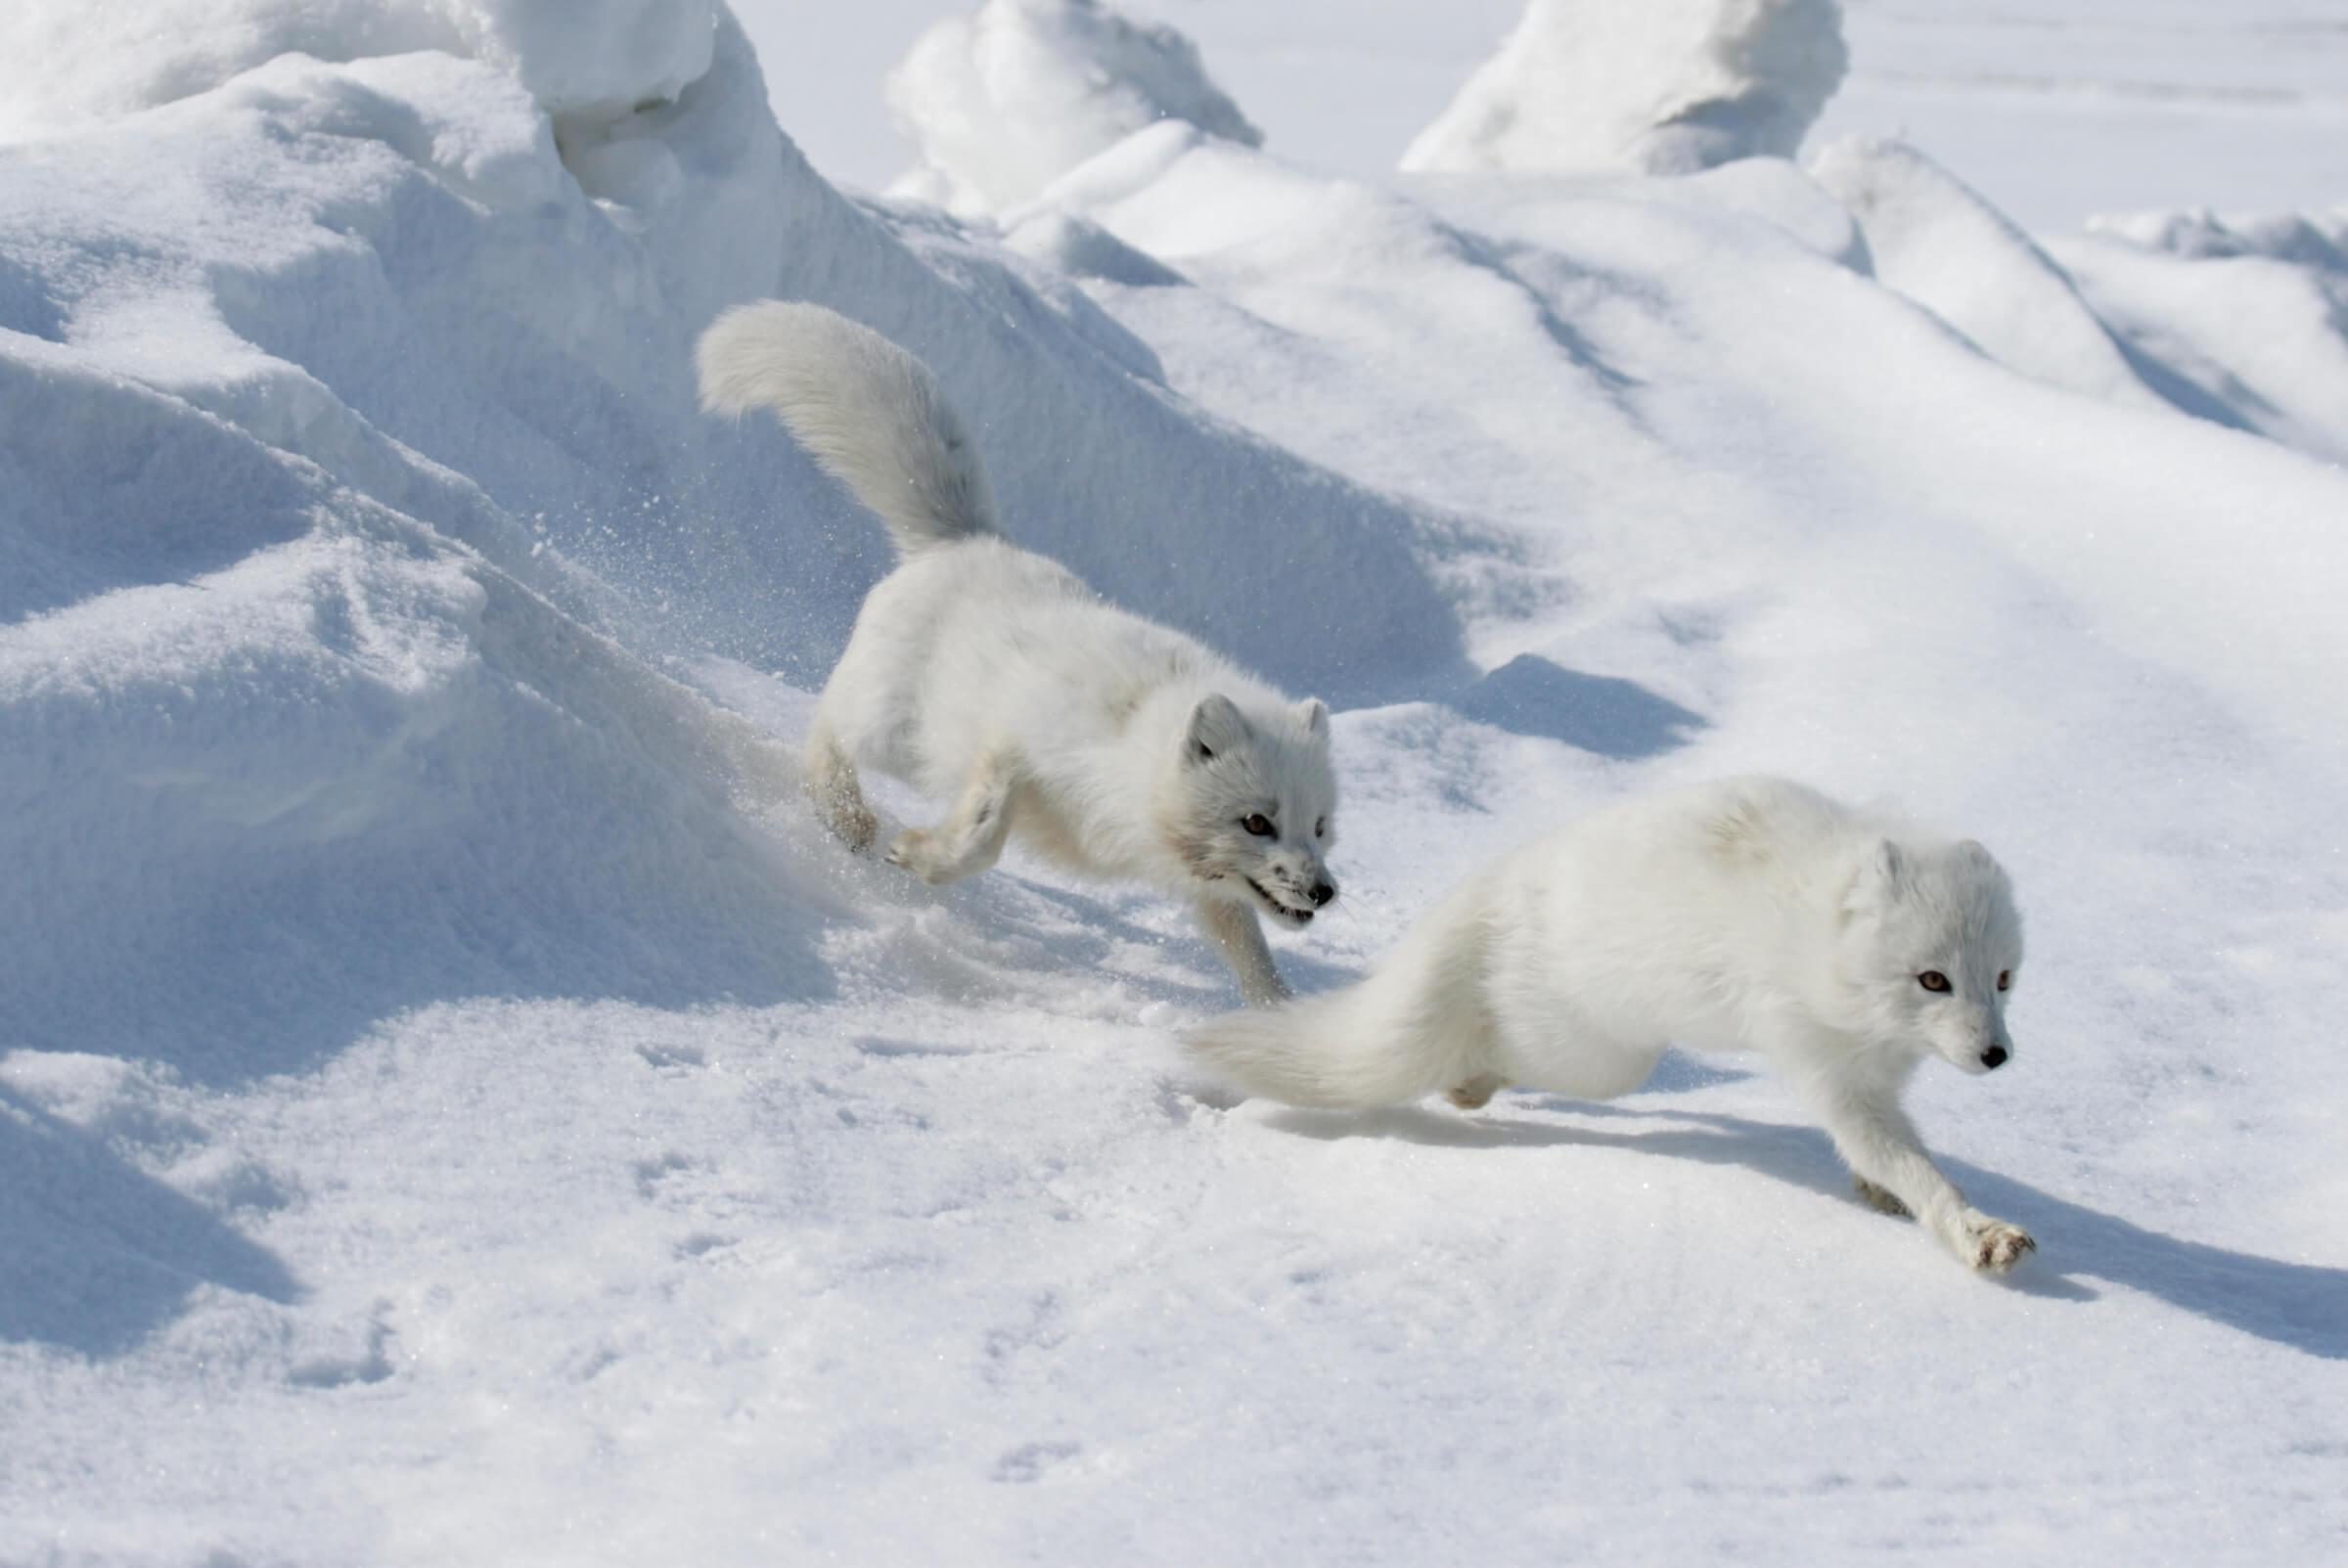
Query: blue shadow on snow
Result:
<box><xmin>1262</xmin><ymin>1097</ymin><xmax>2348</xmax><ymax>1363</ymax></box>
<box><xmin>1444</xmin><ymin>654</ymin><xmax>1707</xmax><ymax>758</ymax></box>
<box><xmin>0</xmin><ymin>1085</ymin><xmax>300</xmax><ymax>1357</ymax></box>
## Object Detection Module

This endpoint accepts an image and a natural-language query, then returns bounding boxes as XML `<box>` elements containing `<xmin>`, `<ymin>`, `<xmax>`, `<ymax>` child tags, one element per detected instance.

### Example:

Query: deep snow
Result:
<box><xmin>3</xmin><ymin>2</ymin><xmax>2345</xmax><ymax>1564</ymax></box>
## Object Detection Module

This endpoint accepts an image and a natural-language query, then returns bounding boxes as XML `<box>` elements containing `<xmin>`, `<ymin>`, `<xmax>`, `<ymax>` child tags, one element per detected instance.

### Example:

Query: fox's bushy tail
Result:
<box><xmin>1185</xmin><ymin>936</ymin><xmax>1489</xmax><ymax>1108</ymax></box>
<box><xmin>696</xmin><ymin>300</ymin><xmax>998</xmax><ymax>559</ymax></box>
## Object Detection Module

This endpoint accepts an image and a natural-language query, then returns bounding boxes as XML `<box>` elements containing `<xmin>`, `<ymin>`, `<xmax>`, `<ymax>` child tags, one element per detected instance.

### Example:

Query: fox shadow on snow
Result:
<box><xmin>1262</xmin><ymin>1083</ymin><xmax>2348</xmax><ymax>1363</ymax></box>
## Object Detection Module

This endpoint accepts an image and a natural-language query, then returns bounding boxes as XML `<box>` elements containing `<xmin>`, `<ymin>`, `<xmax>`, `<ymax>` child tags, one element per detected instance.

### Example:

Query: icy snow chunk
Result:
<box><xmin>453</xmin><ymin>0</ymin><xmax>717</xmax><ymax>125</ymax></box>
<box><xmin>0</xmin><ymin>0</ymin><xmax>716</xmax><ymax>140</ymax></box>
<box><xmin>1400</xmin><ymin>0</ymin><xmax>1846</xmax><ymax>177</ymax></box>
<box><xmin>1807</xmin><ymin>136</ymin><xmax>2167</xmax><ymax>411</ymax></box>
<box><xmin>883</xmin><ymin>0</ymin><xmax>1261</xmax><ymax>218</ymax></box>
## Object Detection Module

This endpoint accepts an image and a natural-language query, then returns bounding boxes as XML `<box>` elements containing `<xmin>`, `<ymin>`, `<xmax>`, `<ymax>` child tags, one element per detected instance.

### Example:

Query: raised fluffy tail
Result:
<box><xmin>696</xmin><ymin>300</ymin><xmax>998</xmax><ymax>559</ymax></box>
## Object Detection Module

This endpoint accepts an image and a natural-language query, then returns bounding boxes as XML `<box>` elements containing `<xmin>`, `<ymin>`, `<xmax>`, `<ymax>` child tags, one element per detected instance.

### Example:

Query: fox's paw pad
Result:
<box><xmin>884</xmin><ymin>829</ymin><xmax>937</xmax><ymax>880</ymax></box>
<box><xmin>1444</xmin><ymin>1073</ymin><xmax>1509</xmax><ymax>1110</ymax></box>
<box><xmin>1853</xmin><ymin>1176</ymin><xmax>1912</xmax><ymax>1217</ymax></box>
<box><xmin>1964</xmin><ymin>1219</ymin><xmax>2036</xmax><ymax>1274</ymax></box>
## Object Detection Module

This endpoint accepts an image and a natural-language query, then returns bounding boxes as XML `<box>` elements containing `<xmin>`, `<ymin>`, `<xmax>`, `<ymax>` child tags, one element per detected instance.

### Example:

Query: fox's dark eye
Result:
<box><xmin>1919</xmin><ymin>971</ymin><xmax>1951</xmax><ymax>993</ymax></box>
<box><xmin>1242</xmin><ymin>813</ymin><xmax>1275</xmax><ymax>837</ymax></box>
<box><xmin>1997</xmin><ymin>969</ymin><xmax>2011</xmax><ymax>991</ymax></box>
<box><xmin>1315</xmin><ymin>817</ymin><xmax>1327</xmax><ymax>838</ymax></box>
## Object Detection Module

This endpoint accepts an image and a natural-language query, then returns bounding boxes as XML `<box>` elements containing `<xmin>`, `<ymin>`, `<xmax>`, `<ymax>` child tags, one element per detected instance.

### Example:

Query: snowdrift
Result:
<box><xmin>7</xmin><ymin>1</ymin><xmax>2348</xmax><ymax>1562</ymax></box>
<box><xmin>1400</xmin><ymin>0</ymin><xmax>1848</xmax><ymax>176</ymax></box>
<box><xmin>0</xmin><ymin>4</ymin><xmax>1471</xmax><ymax>1073</ymax></box>
<box><xmin>2053</xmin><ymin>203</ymin><xmax>2348</xmax><ymax>465</ymax></box>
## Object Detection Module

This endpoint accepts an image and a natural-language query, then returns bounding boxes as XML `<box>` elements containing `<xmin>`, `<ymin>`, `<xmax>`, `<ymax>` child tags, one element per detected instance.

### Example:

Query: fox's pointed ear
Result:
<box><xmin>1185</xmin><ymin>694</ymin><xmax>1247</xmax><ymax>765</ymax></box>
<box><xmin>1843</xmin><ymin>838</ymin><xmax>1903</xmax><ymax>921</ymax></box>
<box><xmin>1294</xmin><ymin>696</ymin><xmax>1330</xmax><ymax>738</ymax></box>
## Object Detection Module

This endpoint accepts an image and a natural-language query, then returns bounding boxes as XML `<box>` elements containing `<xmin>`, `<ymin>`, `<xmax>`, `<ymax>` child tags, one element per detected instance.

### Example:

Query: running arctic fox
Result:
<box><xmin>696</xmin><ymin>300</ymin><xmax>1337</xmax><ymax>1006</ymax></box>
<box><xmin>1189</xmin><ymin>777</ymin><xmax>2036</xmax><ymax>1271</ymax></box>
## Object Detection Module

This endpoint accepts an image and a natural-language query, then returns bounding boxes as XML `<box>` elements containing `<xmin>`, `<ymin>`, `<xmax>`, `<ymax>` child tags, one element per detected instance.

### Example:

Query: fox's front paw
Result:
<box><xmin>885</xmin><ymin>829</ymin><xmax>939</xmax><ymax>882</ymax></box>
<box><xmin>1958</xmin><ymin>1214</ymin><xmax>2036</xmax><ymax>1274</ymax></box>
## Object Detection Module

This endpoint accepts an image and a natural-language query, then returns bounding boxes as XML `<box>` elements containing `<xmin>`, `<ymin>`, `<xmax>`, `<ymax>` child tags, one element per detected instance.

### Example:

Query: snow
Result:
<box><xmin>1399</xmin><ymin>0</ymin><xmax>1849</xmax><ymax>176</ymax></box>
<box><xmin>0</xmin><ymin>0</ymin><xmax>718</xmax><ymax>138</ymax></box>
<box><xmin>5</xmin><ymin>0</ymin><xmax>2348</xmax><ymax>1563</ymax></box>
<box><xmin>2048</xmin><ymin>208</ymin><xmax>2348</xmax><ymax>466</ymax></box>
<box><xmin>882</xmin><ymin>0</ymin><xmax>1261</xmax><ymax>217</ymax></box>
<box><xmin>1805</xmin><ymin>134</ymin><xmax>2170</xmax><ymax>410</ymax></box>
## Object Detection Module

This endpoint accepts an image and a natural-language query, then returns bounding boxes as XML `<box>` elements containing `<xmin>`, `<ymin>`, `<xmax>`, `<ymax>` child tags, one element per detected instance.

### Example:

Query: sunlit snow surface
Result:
<box><xmin>3</xmin><ymin>2</ymin><xmax>2346</xmax><ymax>1563</ymax></box>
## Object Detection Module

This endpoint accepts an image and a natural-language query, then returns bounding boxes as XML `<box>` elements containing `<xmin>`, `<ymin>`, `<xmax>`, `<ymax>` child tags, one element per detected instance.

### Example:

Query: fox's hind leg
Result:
<box><xmin>887</xmin><ymin>754</ymin><xmax>1016</xmax><ymax>885</ymax></box>
<box><xmin>1445</xmin><ymin>1072</ymin><xmax>1511</xmax><ymax>1110</ymax></box>
<box><xmin>804</xmin><ymin>719</ymin><xmax>878</xmax><ymax>850</ymax></box>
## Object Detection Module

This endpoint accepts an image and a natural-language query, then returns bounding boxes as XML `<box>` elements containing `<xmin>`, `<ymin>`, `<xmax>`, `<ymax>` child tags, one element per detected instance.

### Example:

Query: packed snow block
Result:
<box><xmin>1806</xmin><ymin>136</ymin><xmax>2170</xmax><ymax>413</ymax></box>
<box><xmin>0</xmin><ymin>0</ymin><xmax>716</xmax><ymax>140</ymax></box>
<box><xmin>2048</xmin><ymin>207</ymin><xmax>2348</xmax><ymax>467</ymax></box>
<box><xmin>1400</xmin><ymin>0</ymin><xmax>1847</xmax><ymax>177</ymax></box>
<box><xmin>884</xmin><ymin>0</ymin><xmax>1262</xmax><ymax>217</ymax></box>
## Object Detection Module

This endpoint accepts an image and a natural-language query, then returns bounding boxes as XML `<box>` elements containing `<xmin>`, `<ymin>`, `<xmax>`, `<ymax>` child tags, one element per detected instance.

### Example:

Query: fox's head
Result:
<box><xmin>1839</xmin><ymin>836</ymin><xmax>2024</xmax><ymax>1073</ymax></box>
<box><xmin>1160</xmin><ymin>693</ymin><xmax>1338</xmax><ymax>929</ymax></box>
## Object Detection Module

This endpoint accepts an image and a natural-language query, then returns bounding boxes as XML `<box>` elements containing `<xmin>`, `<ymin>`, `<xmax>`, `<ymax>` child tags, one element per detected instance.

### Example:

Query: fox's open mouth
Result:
<box><xmin>1244</xmin><ymin>876</ymin><xmax>1315</xmax><ymax>926</ymax></box>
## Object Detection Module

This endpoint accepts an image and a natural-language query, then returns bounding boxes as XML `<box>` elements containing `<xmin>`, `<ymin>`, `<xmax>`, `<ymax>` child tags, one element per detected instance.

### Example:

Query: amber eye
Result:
<box><xmin>1919</xmin><ymin>971</ymin><xmax>1951</xmax><ymax>993</ymax></box>
<box><xmin>1242</xmin><ymin>813</ymin><xmax>1275</xmax><ymax>837</ymax></box>
<box><xmin>1997</xmin><ymin>970</ymin><xmax>2011</xmax><ymax>991</ymax></box>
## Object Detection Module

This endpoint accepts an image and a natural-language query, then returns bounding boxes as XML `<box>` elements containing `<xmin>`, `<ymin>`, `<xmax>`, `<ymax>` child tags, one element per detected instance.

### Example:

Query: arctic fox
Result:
<box><xmin>696</xmin><ymin>300</ymin><xmax>1338</xmax><ymax>1006</ymax></box>
<box><xmin>1188</xmin><ymin>777</ymin><xmax>2036</xmax><ymax>1272</ymax></box>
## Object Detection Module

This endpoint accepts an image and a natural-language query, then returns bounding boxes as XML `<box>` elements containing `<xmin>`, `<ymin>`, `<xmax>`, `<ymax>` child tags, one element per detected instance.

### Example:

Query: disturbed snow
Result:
<box><xmin>3</xmin><ymin>2</ymin><xmax>2345</xmax><ymax>1563</ymax></box>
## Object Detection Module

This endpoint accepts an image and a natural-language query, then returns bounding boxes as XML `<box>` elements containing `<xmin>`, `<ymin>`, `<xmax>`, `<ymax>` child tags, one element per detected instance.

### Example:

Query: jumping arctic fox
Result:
<box><xmin>696</xmin><ymin>300</ymin><xmax>1338</xmax><ymax>1006</ymax></box>
<box><xmin>1188</xmin><ymin>777</ymin><xmax>2036</xmax><ymax>1272</ymax></box>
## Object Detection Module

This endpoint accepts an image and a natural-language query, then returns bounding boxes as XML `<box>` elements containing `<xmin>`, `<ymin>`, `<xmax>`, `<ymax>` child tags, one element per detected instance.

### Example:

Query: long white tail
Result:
<box><xmin>1185</xmin><ymin>934</ymin><xmax>1492</xmax><ymax>1108</ymax></box>
<box><xmin>696</xmin><ymin>300</ymin><xmax>998</xmax><ymax>559</ymax></box>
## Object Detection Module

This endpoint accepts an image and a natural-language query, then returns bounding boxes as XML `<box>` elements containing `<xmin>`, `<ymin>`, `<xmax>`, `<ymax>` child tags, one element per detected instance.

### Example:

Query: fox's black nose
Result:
<box><xmin>1309</xmin><ymin>880</ymin><xmax>1336</xmax><ymax>908</ymax></box>
<box><xmin>1981</xmin><ymin>1045</ymin><xmax>2009</xmax><ymax>1070</ymax></box>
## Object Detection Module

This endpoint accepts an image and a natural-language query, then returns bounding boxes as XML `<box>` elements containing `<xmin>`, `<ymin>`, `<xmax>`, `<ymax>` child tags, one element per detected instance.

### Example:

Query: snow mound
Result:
<box><xmin>2048</xmin><ymin>205</ymin><xmax>2348</xmax><ymax>464</ymax></box>
<box><xmin>1400</xmin><ymin>0</ymin><xmax>1847</xmax><ymax>177</ymax></box>
<box><xmin>883</xmin><ymin>0</ymin><xmax>1262</xmax><ymax>217</ymax></box>
<box><xmin>0</xmin><ymin>0</ymin><xmax>717</xmax><ymax>141</ymax></box>
<box><xmin>1807</xmin><ymin>135</ymin><xmax>2167</xmax><ymax>411</ymax></box>
<box><xmin>0</xmin><ymin>2</ymin><xmax>1476</xmax><ymax>1073</ymax></box>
